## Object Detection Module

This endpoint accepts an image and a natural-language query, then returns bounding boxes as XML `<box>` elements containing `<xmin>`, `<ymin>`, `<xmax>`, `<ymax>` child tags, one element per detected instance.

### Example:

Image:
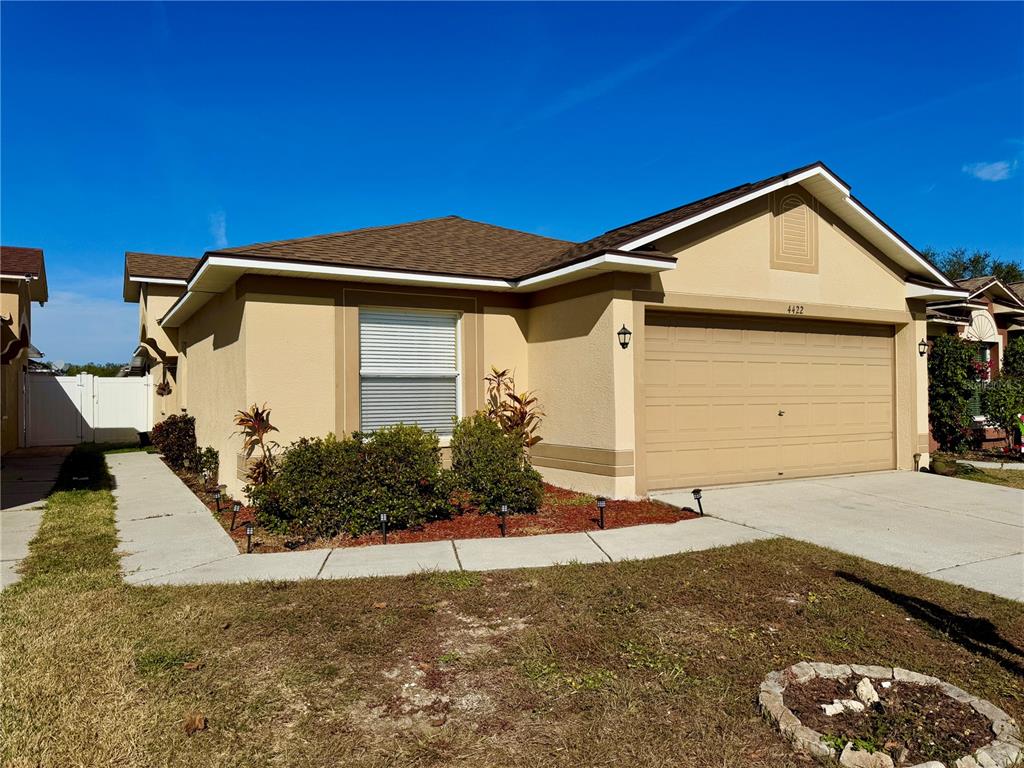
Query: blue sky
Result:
<box><xmin>3</xmin><ymin>1</ymin><xmax>1022</xmax><ymax>362</ymax></box>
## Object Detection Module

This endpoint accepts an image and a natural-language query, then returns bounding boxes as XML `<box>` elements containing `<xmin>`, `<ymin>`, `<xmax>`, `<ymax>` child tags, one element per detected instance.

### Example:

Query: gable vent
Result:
<box><xmin>771</xmin><ymin>190</ymin><xmax>818</xmax><ymax>273</ymax></box>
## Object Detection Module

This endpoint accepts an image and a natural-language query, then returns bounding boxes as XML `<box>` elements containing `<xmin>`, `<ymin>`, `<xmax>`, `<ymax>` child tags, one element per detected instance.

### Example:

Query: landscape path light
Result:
<box><xmin>244</xmin><ymin>521</ymin><xmax>254</xmax><ymax>554</ymax></box>
<box><xmin>596</xmin><ymin>497</ymin><xmax>606</xmax><ymax>530</ymax></box>
<box><xmin>230</xmin><ymin>500</ymin><xmax>242</xmax><ymax>531</ymax></box>
<box><xmin>500</xmin><ymin>504</ymin><xmax>508</xmax><ymax>537</ymax></box>
<box><xmin>380</xmin><ymin>512</ymin><xmax>389</xmax><ymax>544</ymax></box>
<box><xmin>691</xmin><ymin>488</ymin><xmax>704</xmax><ymax>516</ymax></box>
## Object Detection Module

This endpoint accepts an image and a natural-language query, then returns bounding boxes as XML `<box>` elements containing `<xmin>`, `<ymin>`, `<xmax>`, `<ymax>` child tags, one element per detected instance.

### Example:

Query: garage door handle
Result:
<box><xmin>778</xmin><ymin>410</ymin><xmax>785</xmax><ymax>416</ymax></box>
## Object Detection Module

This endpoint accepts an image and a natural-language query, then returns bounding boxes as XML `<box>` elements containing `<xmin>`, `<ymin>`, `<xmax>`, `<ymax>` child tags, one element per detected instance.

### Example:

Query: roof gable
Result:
<box><xmin>123</xmin><ymin>252</ymin><xmax>199</xmax><ymax>302</ymax></box>
<box><xmin>1</xmin><ymin>245</ymin><xmax>48</xmax><ymax>302</ymax></box>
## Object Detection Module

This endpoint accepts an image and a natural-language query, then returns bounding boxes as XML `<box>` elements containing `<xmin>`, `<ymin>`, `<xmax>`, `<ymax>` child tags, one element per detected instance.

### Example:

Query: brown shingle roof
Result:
<box><xmin>540</xmin><ymin>161</ymin><xmax>835</xmax><ymax>270</ymax></box>
<box><xmin>1010</xmin><ymin>282</ymin><xmax>1024</xmax><ymax>301</ymax></box>
<box><xmin>216</xmin><ymin>216</ymin><xmax>574</xmax><ymax>281</ymax></box>
<box><xmin>125</xmin><ymin>252</ymin><xmax>200</xmax><ymax>281</ymax></box>
<box><xmin>955</xmin><ymin>276</ymin><xmax>997</xmax><ymax>294</ymax></box>
<box><xmin>1</xmin><ymin>246</ymin><xmax>45</xmax><ymax>277</ymax></box>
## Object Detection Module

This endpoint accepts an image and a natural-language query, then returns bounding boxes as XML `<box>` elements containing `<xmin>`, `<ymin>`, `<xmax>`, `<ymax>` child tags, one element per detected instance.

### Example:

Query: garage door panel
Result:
<box><xmin>643</xmin><ymin>312</ymin><xmax>895</xmax><ymax>489</ymax></box>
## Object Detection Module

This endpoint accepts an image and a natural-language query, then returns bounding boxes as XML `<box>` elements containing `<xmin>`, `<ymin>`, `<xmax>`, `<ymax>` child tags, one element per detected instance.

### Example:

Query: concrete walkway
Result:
<box><xmin>107</xmin><ymin>452</ymin><xmax>773</xmax><ymax>586</ymax></box>
<box><xmin>654</xmin><ymin>472</ymin><xmax>1024</xmax><ymax>602</ymax></box>
<box><xmin>1</xmin><ymin>447</ymin><xmax>71</xmax><ymax>589</ymax></box>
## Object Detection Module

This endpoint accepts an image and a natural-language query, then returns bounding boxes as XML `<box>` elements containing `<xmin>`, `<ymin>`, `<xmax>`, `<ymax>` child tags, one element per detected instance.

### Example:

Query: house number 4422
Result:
<box><xmin>787</xmin><ymin>305</ymin><xmax>805</xmax><ymax>315</ymax></box>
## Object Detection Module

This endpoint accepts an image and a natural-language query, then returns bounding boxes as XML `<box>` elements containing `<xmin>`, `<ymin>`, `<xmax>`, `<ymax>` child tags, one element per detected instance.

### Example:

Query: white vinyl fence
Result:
<box><xmin>21</xmin><ymin>372</ymin><xmax>153</xmax><ymax>447</ymax></box>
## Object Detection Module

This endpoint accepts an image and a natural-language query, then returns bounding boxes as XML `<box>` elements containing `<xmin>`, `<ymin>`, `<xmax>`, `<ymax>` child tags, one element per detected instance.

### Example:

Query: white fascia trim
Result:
<box><xmin>0</xmin><ymin>273</ymin><xmax>37</xmax><ymax>281</ymax></box>
<box><xmin>842</xmin><ymin>197</ymin><xmax>954</xmax><ymax>287</ymax></box>
<box><xmin>615</xmin><ymin>166</ymin><xmax>850</xmax><ymax>252</ymax></box>
<box><xmin>907</xmin><ymin>284</ymin><xmax>969</xmax><ymax>299</ymax></box>
<box><xmin>129</xmin><ymin>276</ymin><xmax>188</xmax><ymax>286</ymax></box>
<box><xmin>161</xmin><ymin>252</ymin><xmax>675</xmax><ymax>326</ymax></box>
<box><xmin>200</xmin><ymin>255</ymin><xmax>511</xmax><ymax>289</ymax></box>
<box><xmin>514</xmin><ymin>252</ymin><xmax>674</xmax><ymax>289</ymax></box>
<box><xmin>161</xmin><ymin>256</ymin><xmax>512</xmax><ymax>326</ymax></box>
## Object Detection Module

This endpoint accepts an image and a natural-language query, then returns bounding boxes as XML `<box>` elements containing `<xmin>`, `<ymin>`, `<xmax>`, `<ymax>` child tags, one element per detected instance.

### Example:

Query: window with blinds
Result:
<box><xmin>359</xmin><ymin>309</ymin><xmax>459</xmax><ymax>434</ymax></box>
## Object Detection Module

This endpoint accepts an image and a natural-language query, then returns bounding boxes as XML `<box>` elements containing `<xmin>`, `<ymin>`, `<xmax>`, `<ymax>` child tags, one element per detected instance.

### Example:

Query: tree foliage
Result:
<box><xmin>922</xmin><ymin>247</ymin><xmax>1024</xmax><ymax>284</ymax></box>
<box><xmin>981</xmin><ymin>375</ymin><xmax>1024</xmax><ymax>451</ymax></box>
<box><xmin>928</xmin><ymin>335</ymin><xmax>979</xmax><ymax>453</ymax></box>
<box><xmin>56</xmin><ymin>362</ymin><xmax>125</xmax><ymax>377</ymax></box>
<box><xmin>1003</xmin><ymin>336</ymin><xmax>1024</xmax><ymax>378</ymax></box>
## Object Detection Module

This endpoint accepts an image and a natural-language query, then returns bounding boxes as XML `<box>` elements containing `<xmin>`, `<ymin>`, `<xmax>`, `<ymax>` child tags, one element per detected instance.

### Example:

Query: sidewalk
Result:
<box><xmin>1</xmin><ymin>447</ymin><xmax>71</xmax><ymax>589</ymax></box>
<box><xmin>107</xmin><ymin>452</ymin><xmax>773</xmax><ymax>586</ymax></box>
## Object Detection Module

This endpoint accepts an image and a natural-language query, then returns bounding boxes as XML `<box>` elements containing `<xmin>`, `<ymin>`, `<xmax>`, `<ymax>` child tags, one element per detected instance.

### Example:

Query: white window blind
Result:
<box><xmin>359</xmin><ymin>309</ymin><xmax>459</xmax><ymax>434</ymax></box>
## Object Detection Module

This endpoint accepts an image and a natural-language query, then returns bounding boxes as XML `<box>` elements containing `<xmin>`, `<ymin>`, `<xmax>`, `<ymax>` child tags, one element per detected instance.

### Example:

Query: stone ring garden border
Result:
<box><xmin>758</xmin><ymin>662</ymin><xmax>1022</xmax><ymax>768</ymax></box>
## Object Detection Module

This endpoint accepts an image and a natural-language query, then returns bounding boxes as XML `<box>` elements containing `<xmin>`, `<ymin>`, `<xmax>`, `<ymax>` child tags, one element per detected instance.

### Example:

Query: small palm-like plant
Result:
<box><xmin>484</xmin><ymin>368</ymin><xmax>544</xmax><ymax>459</ymax></box>
<box><xmin>234</xmin><ymin>403</ymin><xmax>280</xmax><ymax>487</ymax></box>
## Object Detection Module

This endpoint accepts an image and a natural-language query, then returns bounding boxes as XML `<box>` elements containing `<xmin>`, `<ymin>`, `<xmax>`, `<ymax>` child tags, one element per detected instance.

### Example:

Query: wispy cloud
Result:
<box><xmin>962</xmin><ymin>159</ymin><xmax>1017</xmax><ymax>182</ymax></box>
<box><xmin>512</xmin><ymin>3</ymin><xmax>743</xmax><ymax>131</ymax></box>
<box><xmin>209</xmin><ymin>210</ymin><xmax>228</xmax><ymax>248</ymax></box>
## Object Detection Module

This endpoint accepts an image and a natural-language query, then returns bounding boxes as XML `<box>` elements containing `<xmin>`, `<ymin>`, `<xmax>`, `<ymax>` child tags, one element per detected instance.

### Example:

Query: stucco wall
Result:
<box><xmin>243</xmin><ymin>290</ymin><xmax>337</xmax><ymax>453</ymax></box>
<box><xmin>1</xmin><ymin>279</ymin><xmax>30</xmax><ymax>454</ymax></box>
<box><xmin>654</xmin><ymin>197</ymin><xmax>907</xmax><ymax>312</ymax></box>
<box><xmin>180</xmin><ymin>287</ymin><xmax>247</xmax><ymax>494</ymax></box>
<box><xmin>141</xmin><ymin>284</ymin><xmax>185</xmax><ymax>420</ymax></box>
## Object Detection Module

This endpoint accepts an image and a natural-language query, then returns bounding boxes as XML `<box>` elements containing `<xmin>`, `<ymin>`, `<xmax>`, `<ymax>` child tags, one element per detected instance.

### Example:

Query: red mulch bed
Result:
<box><xmin>163</xmin><ymin>459</ymin><xmax>697</xmax><ymax>554</ymax></box>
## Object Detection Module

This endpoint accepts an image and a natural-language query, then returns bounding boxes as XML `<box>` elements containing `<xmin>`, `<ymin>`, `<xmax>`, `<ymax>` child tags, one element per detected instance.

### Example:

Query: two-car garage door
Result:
<box><xmin>643</xmin><ymin>313</ymin><xmax>895</xmax><ymax>490</ymax></box>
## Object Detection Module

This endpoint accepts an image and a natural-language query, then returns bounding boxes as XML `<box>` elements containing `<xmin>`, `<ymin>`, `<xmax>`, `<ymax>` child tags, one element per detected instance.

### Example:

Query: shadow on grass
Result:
<box><xmin>837</xmin><ymin>571</ymin><xmax>1024</xmax><ymax>677</ymax></box>
<box><xmin>53</xmin><ymin>444</ymin><xmax>118</xmax><ymax>493</ymax></box>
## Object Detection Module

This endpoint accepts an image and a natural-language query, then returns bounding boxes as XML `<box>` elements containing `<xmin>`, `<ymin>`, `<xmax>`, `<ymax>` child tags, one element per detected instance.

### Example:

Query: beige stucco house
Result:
<box><xmin>124</xmin><ymin>162</ymin><xmax>963</xmax><ymax>497</ymax></box>
<box><xmin>1</xmin><ymin>246</ymin><xmax>48</xmax><ymax>454</ymax></box>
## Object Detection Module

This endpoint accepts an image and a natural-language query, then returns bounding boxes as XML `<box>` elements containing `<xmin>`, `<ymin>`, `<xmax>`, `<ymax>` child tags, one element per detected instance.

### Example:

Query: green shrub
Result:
<box><xmin>981</xmin><ymin>375</ymin><xmax>1024</xmax><ymax>450</ymax></box>
<box><xmin>252</xmin><ymin>434</ymin><xmax>362</xmax><ymax>537</ymax></box>
<box><xmin>150</xmin><ymin>414</ymin><xmax>198</xmax><ymax>469</ymax></box>
<box><xmin>1004</xmin><ymin>336</ymin><xmax>1024</xmax><ymax>378</ymax></box>
<box><xmin>197</xmin><ymin>447</ymin><xmax>219</xmax><ymax>479</ymax></box>
<box><xmin>928</xmin><ymin>335</ymin><xmax>979</xmax><ymax>453</ymax></box>
<box><xmin>254</xmin><ymin>425</ymin><xmax>450</xmax><ymax>539</ymax></box>
<box><xmin>450</xmin><ymin>413</ymin><xmax>543</xmax><ymax>515</ymax></box>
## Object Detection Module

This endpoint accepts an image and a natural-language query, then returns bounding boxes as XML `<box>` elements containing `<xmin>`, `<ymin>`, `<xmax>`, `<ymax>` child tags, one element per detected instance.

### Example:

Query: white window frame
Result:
<box><xmin>357</xmin><ymin>307</ymin><xmax>462</xmax><ymax>441</ymax></box>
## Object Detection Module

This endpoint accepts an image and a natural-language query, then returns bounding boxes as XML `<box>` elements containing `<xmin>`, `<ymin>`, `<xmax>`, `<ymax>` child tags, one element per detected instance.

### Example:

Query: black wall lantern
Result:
<box><xmin>918</xmin><ymin>338</ymin><xmax>928</xmax><ymax>357</ymax></box>
<box><xmin>617</xmin><ymin>324</ymin><xmax>632</xmax><ymax>349</ymax></box>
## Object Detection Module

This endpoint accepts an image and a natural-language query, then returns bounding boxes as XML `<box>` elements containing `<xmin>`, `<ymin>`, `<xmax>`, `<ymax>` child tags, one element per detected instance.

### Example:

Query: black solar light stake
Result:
<box><xmin>244</xmin><ymin>521</ymin><xmax>255</xmax><ymax>553</ymax></box>
<box><xmin>380</xmin><ymin>512</ymin><xmax>389</xmax><ymax>544</ymax></box>
<box><xmin>500</xmin><ymin>504</ymin><xmax>508</xmax><ymax>537</ymax></box>
<box><xmin>596</xmin><ymin>497</ymin><xmax>606</xmax><ymax>530</ymax></box>
<box><xmin>691</xmin><ymin>488</ymin><xmax>704</xmax><ymax>516</ymax></box>
<box><xmin>213</xmin><ymin>488</ymin><xmax>222</xmax><ymax>513</ymax></box>
<box><xmin>183</xmin><ymin>457</ymin><xmax>191</xmax><ymax>472</ymax></box>
<box><xmin>230</xmin><ymin>500</ymin><xmax>241</xmax><ymax>530</ymax></box>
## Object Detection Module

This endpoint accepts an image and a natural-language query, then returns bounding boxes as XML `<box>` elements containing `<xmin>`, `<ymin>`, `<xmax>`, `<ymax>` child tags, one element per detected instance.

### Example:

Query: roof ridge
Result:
<box><xmin>576</xmin><ymin>160</ymin><xmax>829</xmax><ymax>247</ymax></box>
<box><xmin>125</xmin><ymin>251</ymin><xmax>199</xmax><ymax>261</ymax></box>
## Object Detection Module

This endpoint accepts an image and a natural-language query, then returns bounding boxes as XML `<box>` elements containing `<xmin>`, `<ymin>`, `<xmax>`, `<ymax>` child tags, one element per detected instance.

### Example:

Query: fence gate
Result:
<box><xmin>21</xmin><ymin>373</ymin><xmax>153</xmax><ymax>447</ymax></box>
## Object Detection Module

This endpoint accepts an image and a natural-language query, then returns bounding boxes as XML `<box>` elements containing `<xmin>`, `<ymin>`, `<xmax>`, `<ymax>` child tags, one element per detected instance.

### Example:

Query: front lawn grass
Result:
<box><xmin>949</xmin><ymin>461</ymin><xmax>1024</xmax><ymax>490</ymax></box>
<box><xmin>2</xmin><ymin>450</ymin><xmax>1022</xmax><ymax>767</ymax></box>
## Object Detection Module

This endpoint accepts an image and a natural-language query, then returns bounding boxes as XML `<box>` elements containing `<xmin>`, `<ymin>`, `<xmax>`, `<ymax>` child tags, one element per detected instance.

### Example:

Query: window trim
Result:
<box><xmin>357</xmin><ymin>306</ymin><xmax>462</xmax><ymax>440</ymax></box>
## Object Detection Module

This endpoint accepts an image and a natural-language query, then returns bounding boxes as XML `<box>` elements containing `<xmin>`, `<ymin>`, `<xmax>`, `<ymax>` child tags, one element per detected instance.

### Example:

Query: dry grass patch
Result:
<box><xmin>2</xmin><ymin>447</ymin><xmax>1023</xmax><ymax>767</ymax></box>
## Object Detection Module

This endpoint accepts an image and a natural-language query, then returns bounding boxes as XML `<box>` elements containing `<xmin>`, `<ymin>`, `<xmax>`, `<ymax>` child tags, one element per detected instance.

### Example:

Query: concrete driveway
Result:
<box><xmin>654</xmin><ymin>471</ymin><xmax>1024</xmax><ymax>602</ymax></box>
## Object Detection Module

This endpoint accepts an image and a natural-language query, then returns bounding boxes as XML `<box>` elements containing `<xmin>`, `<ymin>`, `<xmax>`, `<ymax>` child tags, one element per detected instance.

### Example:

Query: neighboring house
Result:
<box><xmin>1</xmin><ymin>246</ymin><xmax>48</xmax><ymax>455</ymax></box>
<box><xmin>926</xmin><ymin>275</ymin><xmax>1024</xmax><ymax>449</ymax></box>
<box><xmin>122</xmin><ymin>252</ymin><xmax>200</xmax><ymax>421</ymax></box>
<box><xmin>123</xmin><ymin>162</ymin><xmax>961</xmax><ymax>498</ymax></box>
